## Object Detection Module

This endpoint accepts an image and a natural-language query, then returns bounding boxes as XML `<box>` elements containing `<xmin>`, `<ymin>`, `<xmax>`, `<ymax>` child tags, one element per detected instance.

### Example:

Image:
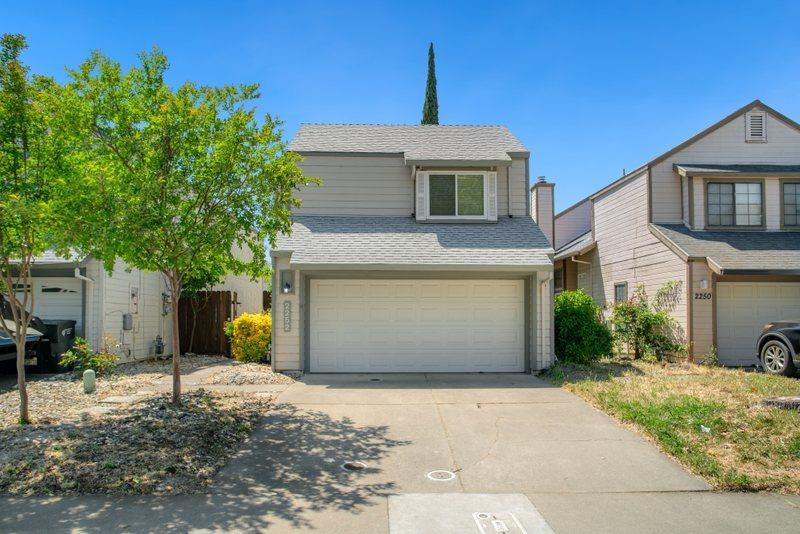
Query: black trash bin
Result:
<box><xmin>39</xmin><ymin>320</ymin><xmax>77</xmax><ymax>373</ymax></box>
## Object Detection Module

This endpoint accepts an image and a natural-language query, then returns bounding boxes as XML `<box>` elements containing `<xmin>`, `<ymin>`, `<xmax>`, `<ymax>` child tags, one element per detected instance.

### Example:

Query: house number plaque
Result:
<box><xmin>283</xmin><ymin>301</ymin><xmax>292</xmax><ymax>332</ymax></box>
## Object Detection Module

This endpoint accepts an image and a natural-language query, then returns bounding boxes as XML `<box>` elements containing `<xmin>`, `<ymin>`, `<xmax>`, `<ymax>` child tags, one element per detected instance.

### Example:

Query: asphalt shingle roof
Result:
<box><xmin>652</xmin><ymin>224</ymin><xmax>800</xmax><ymax>274</ymax></box>
<box><xmin>554</xmin><ymin>231</ymin><xmax>595</xmax><ymax>261</ymax></box>
<box><xmin>275</xmin><ymin>216</ymin><xmax>552</xmax><ymax>269</ymax></box>
<box><xmin>289</xmin><ymin>124</ymin><xmax>528</xmax><ymax>163</ymax></box>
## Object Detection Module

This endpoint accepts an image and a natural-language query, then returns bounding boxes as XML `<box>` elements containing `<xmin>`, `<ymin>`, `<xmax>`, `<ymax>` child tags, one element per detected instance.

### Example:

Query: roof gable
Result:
<box><xmin>649</xmin><ymin>100</ymin><xmax>800</xmax><ymax>167</ymax></box>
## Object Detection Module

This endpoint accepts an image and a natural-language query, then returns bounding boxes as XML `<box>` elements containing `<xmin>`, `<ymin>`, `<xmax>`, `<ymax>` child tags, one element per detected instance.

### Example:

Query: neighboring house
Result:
<box><xmin>16</xmin><ymin>252</ymin><xmax>265</xmax><ymax>363</ymax></box>
<box><xmin>553</xmin><ymin>100</ymin><xmax>800</xmax><ymax>366</ymax></box>
<box><xmin>271</xmin><ymin>124</ymin><xmax>555</xmax><ymax>373</ymax></box>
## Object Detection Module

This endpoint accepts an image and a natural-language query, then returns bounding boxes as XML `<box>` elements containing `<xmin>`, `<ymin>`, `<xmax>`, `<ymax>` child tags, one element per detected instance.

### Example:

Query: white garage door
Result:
<box><xmin>310</xmin><ymin>279</ymin><xmax>525</xmax><ymax>372</ymax></box>
<box><xmin>16</xmin><ymin>278</ymin><xmax>83</xmax><ymax>334</ymax></box>
<box><xmin>716</xmin><ymin>282</ymin><xmax>800</xmax><ymax>366</ymax></box>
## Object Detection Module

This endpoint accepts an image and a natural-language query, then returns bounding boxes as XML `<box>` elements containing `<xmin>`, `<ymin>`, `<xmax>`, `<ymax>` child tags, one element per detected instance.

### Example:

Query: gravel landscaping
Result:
<box><xmin>0</xmin><ymin>355</ymin><xmax>226</xmax><ymax>426</ymax></box>
<box><xmin>545</xmin><ymin>359</ymin><xmax>800</xmax><ymax>493</ymax></box>
<box><xmin>0</xmin><ymin>390</ymin><xmax>272</xmax><ymax>495</ymax></box>
<box><xmin>0</xmin><ymin>355</ymin><xmax>283</xmax><ymax>495</ymax></box>
<box><xmin>201</xmin><ymin>362</ymin><xmax>296</xmax><ymax>386</ymax></box>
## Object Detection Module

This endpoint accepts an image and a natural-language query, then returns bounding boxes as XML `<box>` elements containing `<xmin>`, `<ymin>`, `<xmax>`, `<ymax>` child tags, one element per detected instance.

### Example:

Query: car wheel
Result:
<box><xmin>760</xmin><ymin>340</ymin><xmax>796</xmax><ymax>376</ymax></box>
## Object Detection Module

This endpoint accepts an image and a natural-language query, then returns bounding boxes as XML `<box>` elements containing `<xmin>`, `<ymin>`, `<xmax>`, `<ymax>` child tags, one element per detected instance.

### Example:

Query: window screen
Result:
<box><xmin>429</xmin><ymin>174</ymin><xmax>456</xmax><ymax>216</ymax></box>
<box><xmin>428</xmin><ymin>173</ymin><xmax>485</xmax><ymax>217</ymax></box>
<box><xmin>784</xmin><ymin>182</ymin><xmax>800</xmax><ymax>226</ymax></box>
<box><xmin>614</xmin><ymin>283</ymin><xmax>628</xmax><ymax>303</ymax></box>
<box><xmin>707</xmin><ymin>182</ymin><xmax>761</xmax><ymax>227</ymax></box>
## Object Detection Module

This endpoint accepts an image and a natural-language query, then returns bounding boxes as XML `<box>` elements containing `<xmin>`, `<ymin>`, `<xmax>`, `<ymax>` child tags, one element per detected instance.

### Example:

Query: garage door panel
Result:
<box><xmin>717</xmin><ymin>282</ymin><xmax>800</xmax><ymax>366</ymax></box>
<box><xmin>310</xmin><ymin>279</ymin><xmax>525</xmax><ymax>372</ymax></box>
<box><xmin>419</xmin><ymin>282</ymin><xmax>443</xmax><ymax>298</ymax></box>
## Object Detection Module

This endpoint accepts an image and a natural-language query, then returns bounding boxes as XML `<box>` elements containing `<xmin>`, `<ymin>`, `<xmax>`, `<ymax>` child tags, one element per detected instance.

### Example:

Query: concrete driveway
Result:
<box><xmin>2</xmin><ymin>373</ymin><xmax>799</xmax><ymax>533</ymax></box>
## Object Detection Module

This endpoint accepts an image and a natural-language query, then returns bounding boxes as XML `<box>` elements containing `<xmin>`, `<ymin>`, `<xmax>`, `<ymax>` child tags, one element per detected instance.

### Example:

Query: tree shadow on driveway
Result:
<box><xmin>210</xmin><ymin>402</ymin><xmax>411</xmax><ymax>529</ymax></box>
<box><xmin>0</xmin><ymin>401</ymin><xmax>410</xmax><ymax>532</ymax></box>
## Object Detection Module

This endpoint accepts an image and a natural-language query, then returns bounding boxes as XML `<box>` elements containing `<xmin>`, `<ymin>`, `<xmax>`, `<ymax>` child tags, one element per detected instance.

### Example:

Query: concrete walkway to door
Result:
<box><xmin>2</xmin><ymin>373</ymin><xmax>799</xmax><ymax>533</ymax></box>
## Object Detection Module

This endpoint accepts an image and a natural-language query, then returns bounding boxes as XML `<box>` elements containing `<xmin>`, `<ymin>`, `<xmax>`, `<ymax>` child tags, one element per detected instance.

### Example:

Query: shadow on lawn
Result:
<box><xmin>0</xmin><ymin>402</ymin><xmax>410</xmax><ymax>531</ymax></box>
<box><xmin>547</xmin><ymin>359</ymin><xmax>646</xmax><ymax>385</ymax></box>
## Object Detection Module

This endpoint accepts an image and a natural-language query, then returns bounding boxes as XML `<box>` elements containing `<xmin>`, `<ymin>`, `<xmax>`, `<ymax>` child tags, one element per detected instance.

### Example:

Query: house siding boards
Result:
<box><xmin>295</xmin><ymin>155</ymin><xmax>414</xmax><ymax>216</ymax></box>
<box><xmin>294</xmin><ymin>154</ymin><xmax>528</xmax><ymax>218</ymax></box>
<box><xmin>272</xmin><ymin>255</ymin><xmax>301</xmax><ymax>371</ymax></box>
<box><xmin>554</xmin><ymin>200</ymin><xmax>591</xmax><ymax>250</ymax></box>
<box><xmin>594</xmin><ymin>171</ymin><xmax>687</xmax><ymax>329</ymax></box>
<box><xmin>510</xmin><ymin>158</ymin><xmax>528</xmax><ymax>217</ymax></box>
<box><xmin>690</xmin><ymin>261</ymin><xmax>714</xmax><ymax>358</ymax></box>
<box><xmin>651</xmin><ymin>107</ymin><xmax>800</xmax><ymax>225</ymax></box>
<box><xmin>99</xmin><ymin>261</ymin><xmax>171</xmax><ymax>363</ymax></box>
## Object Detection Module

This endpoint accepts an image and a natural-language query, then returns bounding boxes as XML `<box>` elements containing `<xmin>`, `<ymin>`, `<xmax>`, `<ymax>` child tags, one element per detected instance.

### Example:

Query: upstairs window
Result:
<box><xmin>707</xmin><ymin>182</ymin><xmax>762</xmax><ymax>227</ymax></box>
<box><xmin>784</xmin><ymin>182</ymin><xmax>800</xmax><ymax>227</ymax></box>
<box><xmin>428</xmin><ymin>173</ymin><xmax>486</xmax><ymax>218</ymax></box>
<box><xmin>745</xmin><ymin>110</ymin><xmax>767</xmax><ymax>142</ymax></box>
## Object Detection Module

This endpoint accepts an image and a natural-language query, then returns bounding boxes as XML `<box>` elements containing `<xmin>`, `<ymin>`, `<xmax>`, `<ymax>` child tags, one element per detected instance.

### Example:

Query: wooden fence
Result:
<box><xmin>178</xmin><ymin>291</ymin><xmax>232</xmax><ymax>356</ymax></box>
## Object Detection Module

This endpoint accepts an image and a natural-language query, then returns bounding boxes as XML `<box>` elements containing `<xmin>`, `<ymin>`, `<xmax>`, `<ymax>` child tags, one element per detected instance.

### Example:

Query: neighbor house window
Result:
<box><xmin>784</xmin><ymin>182</ymin><xmax>800</xmax><ymax>227</ymax></box>
<box><xmin>614</xmin><ymin>282</ymin><xmax>628</xmax><ymax>303</ymax></box>
<box><xmin>554</xmin><ymin>267</ymin><xmax>564</xmax><ymax>293</ymax></box>
<box><xmin>428</xmin><ymin>173</ymin><xmax>485</xmax><ymax>217</ymax></box>
<box><xmin>706</xmin><ymin>182</ymin><xmax>762</xmax><ymax>227</ymax></box>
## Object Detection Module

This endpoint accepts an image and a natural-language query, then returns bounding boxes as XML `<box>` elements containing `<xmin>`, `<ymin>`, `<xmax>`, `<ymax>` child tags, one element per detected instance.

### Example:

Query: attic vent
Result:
<box><xmin>746</xmin><ymin>110</ymin><xmax>767</xmax><ymax>142</ymax></box>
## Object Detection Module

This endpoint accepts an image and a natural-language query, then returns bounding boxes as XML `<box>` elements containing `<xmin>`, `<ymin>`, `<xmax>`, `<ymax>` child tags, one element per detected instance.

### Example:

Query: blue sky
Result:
<box><xmin>5</xmin><ymin>0</ymin><xmax>800</xmax><ymax>211</ymax></box>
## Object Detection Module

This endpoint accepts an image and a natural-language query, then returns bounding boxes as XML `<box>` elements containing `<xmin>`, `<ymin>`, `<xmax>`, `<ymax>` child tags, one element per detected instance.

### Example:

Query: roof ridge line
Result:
<box><xmin>297</xmin><ymin>123</ymin><xmax>509</xmax><ymax>128</ymax></box>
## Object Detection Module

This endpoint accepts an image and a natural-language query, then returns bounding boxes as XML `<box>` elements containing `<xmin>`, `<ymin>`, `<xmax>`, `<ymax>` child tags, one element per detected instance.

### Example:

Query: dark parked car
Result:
<box><xmin>757</xmin><ymin>321</ymin><xmax>800</xmax><ymax>376</ymax></box>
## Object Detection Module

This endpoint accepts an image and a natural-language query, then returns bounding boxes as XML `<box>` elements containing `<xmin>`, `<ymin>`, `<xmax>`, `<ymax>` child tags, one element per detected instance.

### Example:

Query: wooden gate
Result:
<box><xmin>178</xmin><ymin>291</ymin><xmax>232</xmax><ymax>356</ymax></box>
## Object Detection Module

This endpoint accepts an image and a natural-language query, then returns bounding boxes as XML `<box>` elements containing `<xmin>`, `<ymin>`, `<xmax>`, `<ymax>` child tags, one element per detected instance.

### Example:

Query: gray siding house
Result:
<box><xmin>271</xmin><ymin>124</ymin><xmax>555</xmax><ymax>373</ymax></box>
<box><xmin>554</xmin><ymin>100</ymin><xmax>800</xmax><ymax>366</ymax></box>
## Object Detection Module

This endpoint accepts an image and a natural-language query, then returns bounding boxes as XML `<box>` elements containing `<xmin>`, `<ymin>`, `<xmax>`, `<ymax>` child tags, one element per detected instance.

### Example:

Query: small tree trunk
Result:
<box><xmin>16</xmin><ymin>340</ymin><xmax>29</xmax><ymax>424</ymax></box>
<box><xmin>167</xmin><ymin>274</ymin><xmax>182</xmax><ymax>406</ymax></box>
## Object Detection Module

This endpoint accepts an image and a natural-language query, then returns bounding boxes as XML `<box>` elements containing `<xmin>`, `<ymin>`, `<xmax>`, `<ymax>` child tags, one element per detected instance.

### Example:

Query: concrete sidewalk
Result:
<box><xmin>1</xmin><ymin>373</ymin><xmax>798</xmax><ymax>533</ymax></box>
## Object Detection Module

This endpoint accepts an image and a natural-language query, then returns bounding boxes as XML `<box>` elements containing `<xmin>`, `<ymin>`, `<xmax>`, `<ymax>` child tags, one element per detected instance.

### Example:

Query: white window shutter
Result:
<box><xmin>487</xmin><ymin>172</ymin><xmax>498</xmax><ymax>221</ymax></box>
<box><xmin>415</xmin><ymin>171</ymin><xmax>427</xmax><ymax>221</ymax></box>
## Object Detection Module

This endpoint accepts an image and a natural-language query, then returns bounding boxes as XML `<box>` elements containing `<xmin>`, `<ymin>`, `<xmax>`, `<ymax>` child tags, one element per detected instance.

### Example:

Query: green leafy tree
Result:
<box><xmin>0</xmin><ymin>34</ymin><xmax>65</xmax><ymax>423</ymax></box>
<box><xmin>421</xmin><ymin>43</ymin><xmax>439</xmax><ymax>125</ymax></box>
<box><xmin>54</xmin><ymin>48</ymin><xmax>313</xmax><ymax>404</ymax></box>
<box><xmin>554</xmin><ymin>290</ymin><xmax>612</xmax><ymax>363</ymax></box>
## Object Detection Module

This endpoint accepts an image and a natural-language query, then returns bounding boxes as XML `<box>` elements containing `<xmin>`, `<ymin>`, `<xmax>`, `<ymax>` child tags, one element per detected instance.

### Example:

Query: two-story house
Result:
<box><xmin>554</xmin><ymin>100</ymin><xmax>800</xmax><ymax>367</ymax></box>
<box><xmin>271</xmin><ymin>124</ymin><xmax>555</xmax><ymax>373</ymax></box>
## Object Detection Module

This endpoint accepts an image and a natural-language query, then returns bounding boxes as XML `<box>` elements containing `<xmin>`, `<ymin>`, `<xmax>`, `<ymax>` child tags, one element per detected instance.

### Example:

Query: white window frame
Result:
<box><xmin>426</xmin><ymin>170</ymin><xmax>489</xmax><ymax>220</ymax></box>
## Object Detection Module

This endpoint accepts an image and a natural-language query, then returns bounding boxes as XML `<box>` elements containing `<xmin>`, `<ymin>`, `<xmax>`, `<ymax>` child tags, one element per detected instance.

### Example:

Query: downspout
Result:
<box><xmin>506</xmin><ymin>166</ymin><xmax>512</xmax><ymax>217</ymax></box>
<box><xmin>410</xmin><ymin>164</ymin><xmax>417</xmax><ymax>217</ymax></box>
<box><xmin>539</xmin><ymin>273</ymin><xmax>555</xmax><ymax>369</ymax></box>
<box><xmin>74</xmin><ymin>267</ymin><xmax>93</xmax><ymax>283</ymax></box>
<box><xmin>571</xmin><ymin>256</ymin><xmax>593</xmax><ymax>298</ymax></box>
<box><xmin>74</xmin><ymin>267</ymin><xmax>93</xmax><ymax>340</ymax></box>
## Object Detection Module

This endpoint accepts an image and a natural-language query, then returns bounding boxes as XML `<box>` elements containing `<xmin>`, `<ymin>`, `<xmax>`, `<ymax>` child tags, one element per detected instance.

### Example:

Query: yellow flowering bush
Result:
<box><xmin>225</xmin><ymin>313</ymin><xmax>272</xmax><ymax>363</ymax></box>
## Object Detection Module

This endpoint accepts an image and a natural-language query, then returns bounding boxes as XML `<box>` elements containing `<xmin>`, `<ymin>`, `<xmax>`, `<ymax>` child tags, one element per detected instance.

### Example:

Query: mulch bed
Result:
<box><xmin>0</xmin><ymin>389</ymin><xmax>272</xmax><ymax>495</ymax></box>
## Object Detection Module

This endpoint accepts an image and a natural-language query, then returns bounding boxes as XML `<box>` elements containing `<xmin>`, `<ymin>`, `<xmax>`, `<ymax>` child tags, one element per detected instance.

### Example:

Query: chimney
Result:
<box><xmin>531</xmin><ymin>176</ymin><xmax>555</xmax><ymax>246</ymax></box>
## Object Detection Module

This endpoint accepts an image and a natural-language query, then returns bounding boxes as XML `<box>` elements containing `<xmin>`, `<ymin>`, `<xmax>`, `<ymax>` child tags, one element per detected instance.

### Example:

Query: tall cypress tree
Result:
<box><xmin>421</xmin><ymin>43</ymin><xmax>439</xmax><ymax>125</ymax></box>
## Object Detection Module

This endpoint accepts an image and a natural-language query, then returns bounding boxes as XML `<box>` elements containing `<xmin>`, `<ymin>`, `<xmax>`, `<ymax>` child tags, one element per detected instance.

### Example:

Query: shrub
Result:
<box><xmin>59</xmin><ymin>337</ymin><xmax>118</xmax><ymax>376</ymax></box>
<box><xmin>225</xmin><ymin>312</ymin><xmax>272</xmax><ymax>363</ymax></box>
<box><xmin>609</xmin><ymin>282</ymin><xmax>683</xmax><ymax>361</ymax></box>
<box><xmin>554</xmin><ymin>290</ymin><xmax>613</xmax><ymax>363</ymax></box>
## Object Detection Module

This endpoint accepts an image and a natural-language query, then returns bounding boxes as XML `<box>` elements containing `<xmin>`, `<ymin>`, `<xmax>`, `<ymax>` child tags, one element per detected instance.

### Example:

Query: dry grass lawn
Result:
<box><xmin>545</xmin><ymin>359</ymin><xmax>800</xmax><ymax>493</ymax></box>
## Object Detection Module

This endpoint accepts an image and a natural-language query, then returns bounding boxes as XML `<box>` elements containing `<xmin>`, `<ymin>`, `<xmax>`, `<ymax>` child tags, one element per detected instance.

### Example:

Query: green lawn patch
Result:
<box><xmin>544</xmin><ymin>360</ymin><xmax>800</xmax><ymax>493</ymax></box>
